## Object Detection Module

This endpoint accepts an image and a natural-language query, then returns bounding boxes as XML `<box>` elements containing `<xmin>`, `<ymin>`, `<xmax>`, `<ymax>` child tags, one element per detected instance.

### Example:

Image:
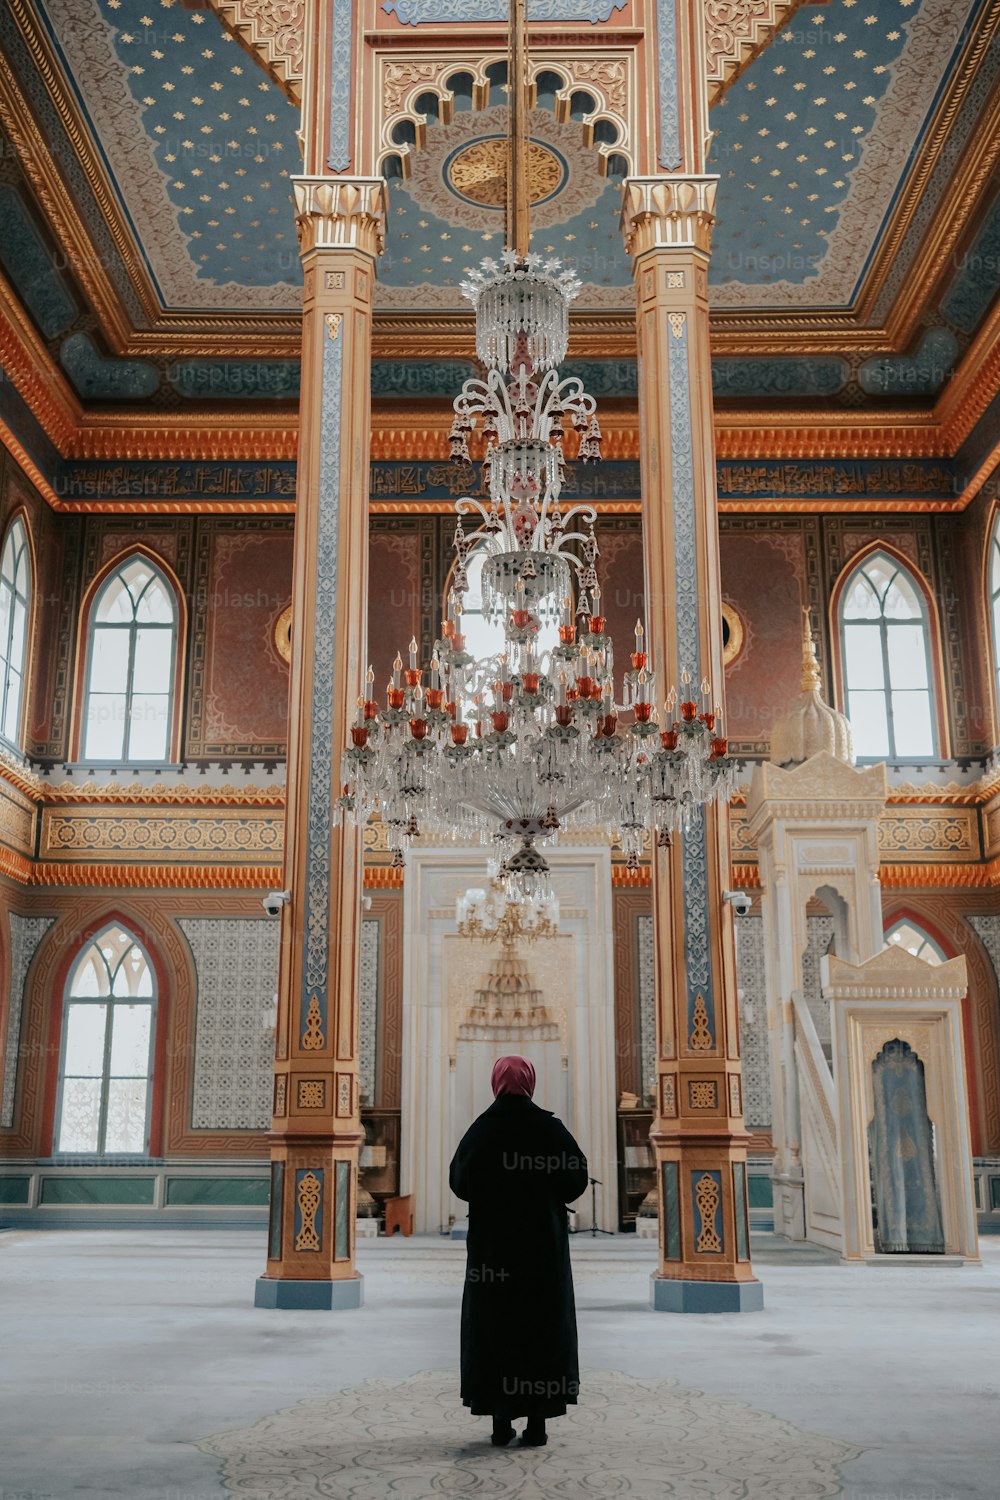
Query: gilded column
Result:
<box><xmin>621</xmin><ymin>175</ymin><xmax>762</xmax><ymax>1311</ymax></box>
<box><xmin>254</xmin><ymin>177</ymin><xmax>385</xmax><ymax>1309</ymax></box>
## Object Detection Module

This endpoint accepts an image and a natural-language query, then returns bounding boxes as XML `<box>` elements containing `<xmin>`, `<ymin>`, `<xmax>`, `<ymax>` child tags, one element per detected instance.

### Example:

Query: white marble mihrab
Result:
<box><xmin>199</xmin><ymin>1367</ymin><xmax>857</xmax><ymax>1500</ymax></box>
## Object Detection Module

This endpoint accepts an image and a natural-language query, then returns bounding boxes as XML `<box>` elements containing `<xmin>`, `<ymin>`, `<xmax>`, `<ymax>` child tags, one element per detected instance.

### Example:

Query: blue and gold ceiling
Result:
<box><xmin>0</xmin><ymin>0</ymin><xmax>996</xmax><ymax>418</ymax></box>
<box><xmin>13</xmin><ymin>0</ymin><xmax>986</xmax><ymax>317</ymax></box>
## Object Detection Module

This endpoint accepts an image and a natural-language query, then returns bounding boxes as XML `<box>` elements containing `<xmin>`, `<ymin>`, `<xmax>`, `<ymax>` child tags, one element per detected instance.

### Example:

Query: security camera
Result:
<box><xmin>262</xmin><ymin>890</ymin><xmax>291</xmax><ymax>917</ymax></box>
<box><xmin>723</xmin><ymin>889</ymin><xmax>752</xmax><ymax>917</ymax></box>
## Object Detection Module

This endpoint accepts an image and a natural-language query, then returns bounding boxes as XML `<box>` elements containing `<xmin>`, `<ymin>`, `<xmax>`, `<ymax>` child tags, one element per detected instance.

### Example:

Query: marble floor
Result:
<box><xmin>1</xmin><ymin>1228</ymin><xmax>996</xmax><ymax>1500</ymax></box>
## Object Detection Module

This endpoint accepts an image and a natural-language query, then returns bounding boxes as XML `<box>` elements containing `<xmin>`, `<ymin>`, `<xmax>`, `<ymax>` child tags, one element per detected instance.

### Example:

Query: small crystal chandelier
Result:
<box><xmin>334</xmin><ymin>3</ymin><xmax>738</xmax><ymax>897</ymax></box>
<box><xmin>456</xmin><ymin>860</ymin><xmax>559</xmax><ymax>944</ymax></box>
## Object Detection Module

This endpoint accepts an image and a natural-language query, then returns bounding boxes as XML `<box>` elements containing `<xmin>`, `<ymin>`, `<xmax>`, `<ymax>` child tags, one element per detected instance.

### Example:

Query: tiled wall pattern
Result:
<box><xmin>637</xmin><ymin>915</ymin><xmax>656</xmax><ymax>1102</ymax></box>
<box><xmin>969</xmin><ymin>915</ymin><xmax>1000</xmax><ymax>995</ymax></box>
<box><xmin>1</xmin><ymin>914</ymin><xmax>55</xmax><ymax>1128</ymax></box>
<box><xmin>359</xmin><ymin>917</ymin><xmax>379</xmax><ymax>1105</ymax></box>
<box><xmin>734</xmin><ymin>915</ymin><xmax>771</xmax><ymax>1129</ymax></box>
<box><xmin>802</xmin><ymin>915</ymin><xmax>836</xmax><ymax>1048</ymax></box>
<box><xmin>180</xmin><ymin>918</ymin><xmax>279</xmax><ymax>1131</ymax></box>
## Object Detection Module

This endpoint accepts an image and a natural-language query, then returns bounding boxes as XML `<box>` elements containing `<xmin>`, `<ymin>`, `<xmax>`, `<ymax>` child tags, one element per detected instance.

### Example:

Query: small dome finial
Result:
<box><xmin>768</xmin><ymin>604</ymin><xmax>854</xmax><ymax>767</ymax></box>
<box><xmin>800</xmin><ymin>607</ymin><xmax>822</xmax><ymax>693</ymax></box>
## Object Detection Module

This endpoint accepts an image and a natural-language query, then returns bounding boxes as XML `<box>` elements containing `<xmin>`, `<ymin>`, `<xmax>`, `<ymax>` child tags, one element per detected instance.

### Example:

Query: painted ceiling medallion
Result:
<box><xmin>446</xmin><ymin>138</ymin><xmax>565</xmax><ymax>209</ymax></box>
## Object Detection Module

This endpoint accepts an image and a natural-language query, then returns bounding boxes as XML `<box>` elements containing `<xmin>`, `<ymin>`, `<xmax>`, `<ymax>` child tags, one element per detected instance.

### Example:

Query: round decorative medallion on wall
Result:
<box><xmin>273</xmin><ymin>603</ymin><xmax>292</xmax><ymax>665</ymax></box>
<box><xmin>445</xmin><ymin>137</ymin><xmax>566</xmax><ymax>209</ymax></box>
<box><xmin>721</xmin><ymin>600</ymin><xmax>745</xmax><ymax>667</ymax></box>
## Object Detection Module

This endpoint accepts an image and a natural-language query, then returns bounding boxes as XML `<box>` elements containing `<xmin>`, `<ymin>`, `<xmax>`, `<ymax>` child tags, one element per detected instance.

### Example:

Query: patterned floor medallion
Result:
<box><xmin>199</xmin><ymin>1368</ymin><xmax>858</xmax><ymax>1499</ymax></box>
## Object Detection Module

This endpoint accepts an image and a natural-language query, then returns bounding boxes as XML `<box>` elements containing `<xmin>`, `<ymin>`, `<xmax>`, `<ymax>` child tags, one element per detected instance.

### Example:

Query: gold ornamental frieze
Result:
<box><xmin>40</xmin><ymin>807</ymin><xmax>284</xmax><ymax>860</ymax></box>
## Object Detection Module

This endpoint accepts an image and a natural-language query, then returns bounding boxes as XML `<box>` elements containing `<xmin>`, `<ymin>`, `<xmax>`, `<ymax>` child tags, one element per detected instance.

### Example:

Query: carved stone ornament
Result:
<box><xmin>293</xmin><ymin>178</ymin><xmax>387</xmax><ymax>257</ymax></box>
<box><xmin>620</xmin><ymin>176</ymin><xmax>717</xmax><ymax>258</ymax></box>
<box><xmin>705</xmin><ymin>0</ymin><xmax>811</xmax><ymax>100</ymax></box>
<box><xmin>208</xmin><ymin>0</ymin><xmax>305</xmax><ymax>104</ymax></box>
<box><xmin>823</xmin><ymin>946</ymin><xmax>969</xmax><ymax>1003</ymax></box>
<box><xmin>746</xmin><ymin>751</ymin><xmax>887</xmax><ymax>836</ymax></box>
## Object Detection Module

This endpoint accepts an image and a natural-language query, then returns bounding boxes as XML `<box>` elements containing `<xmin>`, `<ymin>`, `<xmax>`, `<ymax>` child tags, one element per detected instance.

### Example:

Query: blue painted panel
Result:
<box><xmin>328</xmin><ymin>0</ymin><xmax>354</xmax><ymax>172</ymax></box>
<box><xmin>712</xmin><ymin>357</ymin><xmax>849</xmax><ymax>399</ymax></box>
<box><xmin>656</xmin><ymin>0</ymin><xmax>680</xmax><ymax>171</ymax></box>
<box><xmin>858</xmin><ymin>328</ymin><xmax>957</xmax><ymax>396</ymax></box>
<box><xmin>85</xmin><ymin>0</ymin><xmax>301</xmax><ymax>288</ymax></box>
<box><xmin>662</xmin><ymin>1160</ymin><xmax>680</xmax><ymax>1261</ymax></box>
<box><xmin>0</xmin><ymin>185</ymin><xmax>76</xmax><ymax>338</ymax></box>
<box><xmin>300</xmin><ymin>319</ymin><xmax>344</xmax><ymax>1043</ymax></box>
<box><xmin>268</xmin><ymin>1161</ymin><xmax>284</xmax><ymax>1260</ymax></box>
<box><xmin>167</xmin><ymin>361</ymin><xmax>300</xmax><ymax>400</ymax></box>
<box><xmin>941</xmin><ymin>194</ymin><xmax>1000</xmax><ymax>333</ymax></box>
<box><xmin>709</xmin><ymin>2</ymin><xmax>929</xmax><ymax>288</ymax></box>
<box><xmin>60</xmin><ymin>333</ymin><xmax>159</xmax><ymax>401</ymax></box>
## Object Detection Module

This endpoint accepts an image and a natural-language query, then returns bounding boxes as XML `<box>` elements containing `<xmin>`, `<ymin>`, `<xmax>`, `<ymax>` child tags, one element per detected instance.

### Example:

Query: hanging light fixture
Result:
<box><xmin>456</xmin><ymin>859</ymin><xmax>559</xmax><ymax>944</ymax></box>
<box><xmin>334</xmin><ymin>0</ymin><xmax>738</xmax><ymax>897</ymax></box>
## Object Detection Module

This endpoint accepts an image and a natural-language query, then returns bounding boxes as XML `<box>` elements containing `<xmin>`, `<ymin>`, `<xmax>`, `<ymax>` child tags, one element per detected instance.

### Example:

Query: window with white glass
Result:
<box><xmin>884</xmin><ymin>917</ymin><xmax>946</xmax><ymax>966</ymax></box>
<box><xmin>82</xmin><ymin>556</ymin><xmax>177</xmax><ymax>762</ymax></box>
<box><xmin>989</xmin><ymin>515</ymin><xmax>1000</xmax><ymax>732</ymax></box>
<box><xmin>449</xmin><ymin>544</ymin><xmax>561</xmax><ymax>716</ymax></box>
<box><xmin>54</xmin><ymin>926</ymin><xmax>156</xmax><ymax>1156</ymax></box>
<box><xmin>839</xmin><ymin>551</ymin><xmax>938</xmax><ymax>761</ymax></box>
<box><xmin>0</xmin><ymin>517</ymin><xmax>31</xmax><ymax>747</ymax></box>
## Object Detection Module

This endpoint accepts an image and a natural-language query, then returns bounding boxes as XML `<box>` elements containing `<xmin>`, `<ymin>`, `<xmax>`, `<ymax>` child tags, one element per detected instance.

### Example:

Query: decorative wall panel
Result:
<box><xmin>179</xmin><ymin>917</ymin><xmax>279</xmax><ymax>1131</ymax></box>
<box><xmin>1</xmin><ymin>914</ymin><xmax>55</xmax><ymax>1128</ymax></box>
<box><xmin>637</xmin><ymin>913</ymin><xmax>656</xmax><ymax>1101</ymax></box>
<box><xmin>718</xmin><ymin>522</ymin><xmax>820</xmax><ymax>755</ymax></box>
<box><xmin>40</xmin><ymin>808</ymin><xmax>284</xmax><ymax>860</ymax></box>
<box><xmin>359</xmin><ymin>918</ymin><xmax>379</xmax><ymax>1106</ymax></box>
<box><xmin>733</xmin><ymin>914</ymin><xmax>770</xmax><ymax>1130</ymax></box>
<box><xmin>187</xmin><ymin>520</ymin><xmax>295</xmax><ymax>758</ymax></box>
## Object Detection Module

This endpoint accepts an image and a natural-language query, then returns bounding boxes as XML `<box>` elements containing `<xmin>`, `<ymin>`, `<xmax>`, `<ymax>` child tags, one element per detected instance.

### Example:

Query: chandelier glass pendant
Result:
<box><xmin>334</xmin><ymin>1</ymin><xmax>738</xmax><ymax>898</ymax></box>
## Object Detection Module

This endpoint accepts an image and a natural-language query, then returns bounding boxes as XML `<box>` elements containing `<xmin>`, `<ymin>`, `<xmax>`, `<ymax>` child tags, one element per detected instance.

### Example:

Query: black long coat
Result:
<box><xmin>449</xmin><ymin>1093</ymin><xmax>589</xmax><ymax>1419</ymax></box>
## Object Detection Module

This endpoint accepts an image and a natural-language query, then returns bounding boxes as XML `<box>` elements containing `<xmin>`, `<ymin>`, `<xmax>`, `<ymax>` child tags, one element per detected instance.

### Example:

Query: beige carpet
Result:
<box><xmin>199</xmin><ymin>1367</ymin><xmax>858</xmax><ymax>1499</ymax></box>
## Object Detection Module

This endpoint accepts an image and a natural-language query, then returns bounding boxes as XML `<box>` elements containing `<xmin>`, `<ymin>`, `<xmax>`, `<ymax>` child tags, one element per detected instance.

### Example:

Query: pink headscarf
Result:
<box><xmin>491</xmin><ymin>1054</ymin><xmax>536</xmax><ymax>1099</ymax></box>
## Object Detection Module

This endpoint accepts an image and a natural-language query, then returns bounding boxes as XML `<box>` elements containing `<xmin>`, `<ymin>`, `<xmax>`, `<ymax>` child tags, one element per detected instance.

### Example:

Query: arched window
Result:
<box><xmin>54</xmin><ymin>925</ymin><xmax>156</xmax><ymax>1155</ymax></box>
<box><xmin>884</xmin><ymin>918</ymin><xmax>946</xmax><ymax>966</ymax></box>
<box><xmin>82</xmin><ymin>556</ymin><xmax>178</xmax><ymax>762</ymax></box>
<box><xmin>449</xmin><ymin>544</ymin><xmax>561</xmax><ymax>714</ymax></box>
<box><xmin>989</xmin><ymin>514</ymin><xmax>1000</xmax><ymax>732</ymax></box>
<box><xmin>0</xmin><ymin>517</ymin><xmax>31</xmax><ymax>746</ymax></box>
<box><xmin>838</xmin><ymin>551</ymin><xmax>937</xmax><ymax>760</ymax></box>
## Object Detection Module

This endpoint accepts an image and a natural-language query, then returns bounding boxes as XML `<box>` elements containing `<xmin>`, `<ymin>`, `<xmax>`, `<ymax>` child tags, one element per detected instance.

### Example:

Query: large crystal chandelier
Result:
<box><xmin>334</xmin><ymin>2</ymin><xmax>738</xmax><ymax>897</ymax></box>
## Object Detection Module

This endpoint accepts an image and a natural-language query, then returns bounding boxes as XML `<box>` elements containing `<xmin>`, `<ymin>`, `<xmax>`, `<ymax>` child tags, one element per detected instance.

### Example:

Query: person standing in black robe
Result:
<box><xmin>449</xmin><ymin>1054</ymin><xmax>589</xmax><ymax>1448</ymax></box>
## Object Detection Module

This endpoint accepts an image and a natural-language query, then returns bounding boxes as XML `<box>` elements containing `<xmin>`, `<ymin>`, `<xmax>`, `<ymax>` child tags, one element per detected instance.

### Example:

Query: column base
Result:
<box><xmin>254</xmin><ymin>1275</ymin><xmax>364</xmax><ymax>1310</ymax></box>
<box><xmin>650</xmin><ymin>1273</ymin><xmax>764</xmax><ymax>1313</ymax></box>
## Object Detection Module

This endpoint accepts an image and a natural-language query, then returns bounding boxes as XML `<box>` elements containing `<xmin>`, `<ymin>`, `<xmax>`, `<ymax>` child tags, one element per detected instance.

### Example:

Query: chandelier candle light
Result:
<box><xmin>334</xmin><ymin>4</ymin><xmax>737</xmax><ymax>899</ymax></box>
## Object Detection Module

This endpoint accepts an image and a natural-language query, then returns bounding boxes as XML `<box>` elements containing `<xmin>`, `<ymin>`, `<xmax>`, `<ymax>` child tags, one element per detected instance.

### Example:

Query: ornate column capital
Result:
<box><xmin>293</xmin><ymin>176</ymin><xmax>387</xmax><ymax>258</ymax></box>
<box><xmin>620</xmin><ymin>175</ymin><xmax>717</xmax><ymax>259</ymax></box>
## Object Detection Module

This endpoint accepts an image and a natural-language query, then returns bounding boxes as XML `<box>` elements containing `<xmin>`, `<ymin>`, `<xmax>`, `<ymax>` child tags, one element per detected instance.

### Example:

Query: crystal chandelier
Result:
<box><xmin>333</xmin><ymin>6</ymin><xmax>738</xmax><ymax>897</ymax></box>
<box><xmin>456</xmin><ymin>861</ymin><xmax>559</xmax><ymax>944</ymax></box>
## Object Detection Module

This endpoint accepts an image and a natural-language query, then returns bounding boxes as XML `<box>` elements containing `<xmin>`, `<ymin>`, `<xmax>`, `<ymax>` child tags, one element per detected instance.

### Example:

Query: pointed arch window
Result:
<box><xmin>0</xmin><ymin>517</ymin><xmax>31</xmax><ymax>747</ymax></box>
<box><xmin>839</xmin><ymin>551</ymin><xmax>938</xmax><ymax>760</ymax></box>
<box><xmin>884</xmin><ymin>918</ymin><xmax>946</xmax><ymax>966</ymax></box>
<box><xmin>989</xmin><ymin>515</ymin><xmax>1000</xmax><ymax>733</ymax></box>
<box><xmin>54</xmin><ymin>926</ymin><xmax>156</xmax><ymax>1155</ymax></box>
<box><xmin>82</xmin><ymin>556</ymin><xmax>178</xmax><ymax>763</ymax></box>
